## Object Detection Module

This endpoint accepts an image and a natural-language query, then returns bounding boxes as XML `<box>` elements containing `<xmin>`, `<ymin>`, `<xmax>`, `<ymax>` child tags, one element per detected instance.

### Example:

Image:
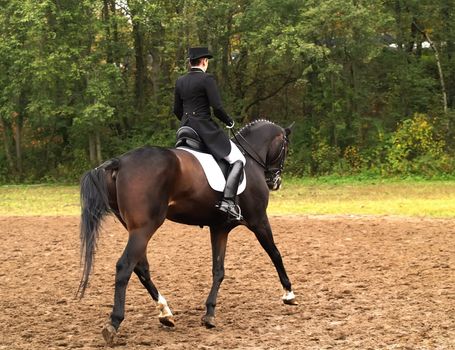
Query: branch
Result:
<box><xmin>244</xmin><ymin>72</ymin><xmax>300</xmax><ymax>114</ymax></box>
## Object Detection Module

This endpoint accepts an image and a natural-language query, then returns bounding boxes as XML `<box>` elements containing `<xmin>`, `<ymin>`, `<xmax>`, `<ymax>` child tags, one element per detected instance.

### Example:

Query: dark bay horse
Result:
<box><xmin>78</xmin><ymin>120</ymin><xmax>297</xmax><ymax>346</ymax></box>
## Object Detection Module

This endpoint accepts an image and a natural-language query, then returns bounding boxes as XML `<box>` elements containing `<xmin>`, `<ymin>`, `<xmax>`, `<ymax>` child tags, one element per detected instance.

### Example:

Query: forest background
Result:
<box><xmin>1</xmin><ymin>0</ymin><xmax>454</xmax><ymax>183</ymax></box>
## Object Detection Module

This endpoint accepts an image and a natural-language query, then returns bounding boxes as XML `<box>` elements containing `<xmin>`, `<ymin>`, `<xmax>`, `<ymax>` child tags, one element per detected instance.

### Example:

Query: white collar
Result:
<box><xmin>191</xmin><ymin>66</ymin><xmax>206</xmax><ymax>72</ymax></box>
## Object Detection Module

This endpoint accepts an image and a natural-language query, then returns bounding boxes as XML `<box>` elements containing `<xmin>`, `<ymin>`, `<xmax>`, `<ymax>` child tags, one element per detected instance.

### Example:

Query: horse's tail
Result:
<box><xmin>77</xmin><ymin>158</ymin><xmax>119</xmax><ymax>298</ymax></box>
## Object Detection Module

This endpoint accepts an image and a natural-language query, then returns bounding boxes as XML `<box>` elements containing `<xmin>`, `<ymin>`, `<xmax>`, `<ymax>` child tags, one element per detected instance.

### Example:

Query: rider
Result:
<box><xmin>173</xmin><ymin>47</ymin><xmax>245</xmax><ymax>220</ymax></box>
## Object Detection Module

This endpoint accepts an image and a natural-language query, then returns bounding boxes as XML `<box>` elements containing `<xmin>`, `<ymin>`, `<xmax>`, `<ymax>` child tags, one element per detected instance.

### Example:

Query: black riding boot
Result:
<box><xmin>217</xmin><ymin>160</ymin><xmax>244</xmax><ymax>220</ymax></box>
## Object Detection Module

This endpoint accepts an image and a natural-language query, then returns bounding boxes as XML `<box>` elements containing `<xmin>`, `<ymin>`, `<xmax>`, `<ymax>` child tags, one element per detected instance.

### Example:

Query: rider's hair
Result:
<box><xmin>189</xmin><ymin>58</ymin><xmax>203</xmax><ymax>67</ymax></box>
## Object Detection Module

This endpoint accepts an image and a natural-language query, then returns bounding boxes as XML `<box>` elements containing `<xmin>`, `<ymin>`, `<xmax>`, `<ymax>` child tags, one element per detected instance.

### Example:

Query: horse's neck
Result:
<box><xmin>241</xmin><ymin>125</ymin><xmax>278</xmax><ymax>161</ymax></box>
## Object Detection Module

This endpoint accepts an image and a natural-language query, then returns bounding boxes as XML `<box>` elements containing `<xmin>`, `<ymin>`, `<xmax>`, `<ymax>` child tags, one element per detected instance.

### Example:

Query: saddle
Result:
<box><xmin>175</xmin><ymin>126</ymin><xmax>208</xmax><ymax>152</ymax></box>
<box><xmin>175</xmin><ymin>126</ymin><xmax>230</xmax><ymax>177</ymax></box>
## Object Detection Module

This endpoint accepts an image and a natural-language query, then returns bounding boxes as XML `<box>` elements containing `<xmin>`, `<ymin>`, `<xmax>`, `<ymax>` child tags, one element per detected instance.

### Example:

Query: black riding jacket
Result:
<box><xmin>173</xmin><ymin>68</ymin><xmax>233</xmax><ymax>160</ymax></box>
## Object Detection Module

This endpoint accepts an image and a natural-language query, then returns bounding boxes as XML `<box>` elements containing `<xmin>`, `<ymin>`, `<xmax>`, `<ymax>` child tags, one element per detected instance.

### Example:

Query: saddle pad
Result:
<box><xmin>177</xmin><ymin>147</ymin><xmax>246</xmax><ymax>194</ymax></box>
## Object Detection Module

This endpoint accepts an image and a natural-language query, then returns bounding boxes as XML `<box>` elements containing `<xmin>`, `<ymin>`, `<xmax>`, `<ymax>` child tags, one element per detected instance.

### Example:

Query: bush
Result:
<box><xmin>0</xmin><ymin>156</ymin><xmax>11</xmax><ymax>183</ymax></box>
<box><xmin>284</xmin><ymin>147</ymin><xmax>311</xmax><ymax>176</ymax></box>
<box><xmin>386</xmin><ymin>113</ymin><xmax>453</xmax><ymax>176</ymax></box>
<box><xmin>341</xmin><ymin>145</ymin><xmax>362</xmax><ymax>174</ymax></box>
<box><xmin>310</xmin><ymin>140</ymin><xmax>340</xmax><ymax>175</ymax></box>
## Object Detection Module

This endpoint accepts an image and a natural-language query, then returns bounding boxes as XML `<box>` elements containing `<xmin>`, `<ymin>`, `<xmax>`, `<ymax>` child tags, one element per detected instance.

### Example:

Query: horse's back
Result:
<box><xmin>111</xmin><ymin>146</ymin><xmax>218</xmax><ymax>226</ymax></box>
<box><xmin>116</xmin><ymin>146</ymin><xmax>205</xmax><ymax>187</ymax></box>
<box><xmin>118</xmin><ymin>145</ymin><xmax>174</xmax><ymax>167</ymax></box>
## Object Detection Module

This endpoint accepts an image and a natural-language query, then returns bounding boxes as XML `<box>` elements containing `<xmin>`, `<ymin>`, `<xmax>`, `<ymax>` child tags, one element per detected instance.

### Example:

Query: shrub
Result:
<box><xmin>284</xmin><ymin>147</ymin><xmax>311</xmax><ymax>176</ymax></box>
<box><xmin>386</xmin><ymin>113</ymin><xmax>452</xmax><ymax>176</ymax></box>
<box><xmin>310</xmin><ymin>140</ymin><xmax>340</xmax><ymax>175</ymax></box>
<box><xmin>342</xmin><ymin>145</ymin><xmax>362</xmax><ymax>174</ymax></box>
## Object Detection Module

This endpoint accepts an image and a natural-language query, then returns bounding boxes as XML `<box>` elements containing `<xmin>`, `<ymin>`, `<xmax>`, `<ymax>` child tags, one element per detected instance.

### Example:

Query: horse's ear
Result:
<box><xmin>285</xmin><ymin>121</ymin><xmax>295</xmax><ymax>136</ymax></box>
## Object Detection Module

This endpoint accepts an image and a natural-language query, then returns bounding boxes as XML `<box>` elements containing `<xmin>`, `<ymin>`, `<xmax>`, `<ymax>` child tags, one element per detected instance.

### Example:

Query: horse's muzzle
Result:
<box><xmin>267</xmin><ymin>174</ymin><xmax>282</xmax><ymax>191</ymax></box>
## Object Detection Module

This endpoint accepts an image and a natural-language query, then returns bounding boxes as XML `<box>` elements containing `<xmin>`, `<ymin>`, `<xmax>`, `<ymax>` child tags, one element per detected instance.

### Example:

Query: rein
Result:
<box><xmin>232</xmin><ymin>131</ymin><xmax>267</xmax><ymax>169</ymax></box>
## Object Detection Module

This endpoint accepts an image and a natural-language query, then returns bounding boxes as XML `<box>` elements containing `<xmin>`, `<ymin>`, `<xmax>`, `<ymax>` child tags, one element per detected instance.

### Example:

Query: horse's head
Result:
<box><xmin>264</xmin><ymin>123</ymin><xmax>292</xmax><ymax>190</ymax></box>
<box><xmin>235</xmin><ymin>120</ymin><xmax>293</xmax><ymax>191</ymax></box>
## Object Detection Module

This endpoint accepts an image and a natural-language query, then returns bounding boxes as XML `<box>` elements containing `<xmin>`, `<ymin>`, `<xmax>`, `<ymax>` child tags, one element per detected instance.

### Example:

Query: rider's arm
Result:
<box><xmin>205</xmin><ymin>75</ymin><xmax>233</xmax><ymax>126</ymax></box>
<box><xmin>173</xmin><ymin>84</ymin><xmax>183</xmax><ymax>120</ymax></box>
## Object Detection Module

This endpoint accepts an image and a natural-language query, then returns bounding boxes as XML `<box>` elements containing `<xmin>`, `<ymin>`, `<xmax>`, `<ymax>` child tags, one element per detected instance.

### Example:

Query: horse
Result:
<box><xmin>78</xmin><ymin>119</ymin><xmax>297</xmax><ymax>346</ymax></box>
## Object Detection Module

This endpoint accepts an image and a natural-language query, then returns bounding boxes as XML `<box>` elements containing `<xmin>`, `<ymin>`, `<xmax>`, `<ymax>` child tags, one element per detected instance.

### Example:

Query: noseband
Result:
<box><xmin>233</xmin><ymin>130</ymin><xmax>288</xmax><ymax>187</ymax></box>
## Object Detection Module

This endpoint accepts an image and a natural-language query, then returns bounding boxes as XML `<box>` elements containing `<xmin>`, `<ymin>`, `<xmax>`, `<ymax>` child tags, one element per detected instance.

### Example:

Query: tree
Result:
<box><xmin>0</xmin><ymin>0</ymin><xmax>454</xmax><ymax>181</ymax></box>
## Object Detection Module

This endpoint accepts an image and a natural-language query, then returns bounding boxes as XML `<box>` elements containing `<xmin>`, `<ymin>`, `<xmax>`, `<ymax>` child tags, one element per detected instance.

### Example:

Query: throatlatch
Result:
<box><xmin>216</xmin><ymin>160</ymin><xmax>244</xmax><ymax>220</ymax></box>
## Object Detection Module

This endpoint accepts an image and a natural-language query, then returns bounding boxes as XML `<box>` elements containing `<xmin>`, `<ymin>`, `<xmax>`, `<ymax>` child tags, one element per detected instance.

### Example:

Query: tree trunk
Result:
<box><xmin>128</xmin><ymin>1</ymin><xmax>146</xmax><ymax>117</ymax></box>
<box><xmin>413</xmin><ymin>21</ymin><xmax>448</xmax><ymax>115</ymax></box>
<box><xmin>95</xmin><ymin>130</ymin><xmax>102</xmax><ymax>164</ymax></box>
<box><xmin>221</xmin><ymin>10</ymin><xmax>233</xmax><ymax>90</ymax></box>
<box><xmin>89</xmin><ymin>133</ymin><xmax>96</xmax><ymax>166</ymax></box>
<box><xmin>234</xmin><ymin>47</ymin><xmax>248</xmax><ymax>118</ymax></box>
<box><xmin>149</xmin><ymin>17</ymin><xmax>164</xmax><ymax>104</ymax></box>
<box><xmin>109</xmin><ymin>0</ymin><xmax>120</xmax><ymax>65</ymax></box>
<box><xmin>0</xmin><ymin>117</ymin><xmax>15</xmax><ymax>172</ymax></box>
<box><xmin>14</xmin><ymin>116</ymin><xmax>23</xmax><ymax>176</ymax></box>
<box><xmin>394</xmin><ymin>0</ymin><xmax>404</xmax><ymax>50</ymax></box>
<box><xmin>133</xmin><ymin>20</ymin><xmax>145</xmax><ymax>115</ymax></box>
<box><xmin>103</xmin><ymin>0</ymin><xmax>113</xmax><ymax>64</ymax></box>
<box><xmin>441</xmin><ymin>0</ymin><xmax>454</xmax><ymax>106</ymax></box>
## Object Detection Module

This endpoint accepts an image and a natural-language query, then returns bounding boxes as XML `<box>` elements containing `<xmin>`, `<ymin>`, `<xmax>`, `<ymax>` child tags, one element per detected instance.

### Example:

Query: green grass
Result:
<box><xmin>1</xmin><ymin>178</ymin><xmax>454</xmax><ymax>217</ymax></box>
<box><xmin>0</xmin><ymin>184</ymin><xmax>79</xmax><ymax>216</ymax></box>
<box><xmin>269</xmin><ymin>177</ymin><xmax>455</xmax><ymax>218</ymax></box>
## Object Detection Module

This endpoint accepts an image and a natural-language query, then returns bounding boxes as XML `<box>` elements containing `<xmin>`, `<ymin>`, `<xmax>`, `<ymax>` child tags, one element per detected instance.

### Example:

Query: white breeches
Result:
<box><xmin>224</xmin><ymin>141</ymin><xmax>246</xmax><ymax>165</ymax></box>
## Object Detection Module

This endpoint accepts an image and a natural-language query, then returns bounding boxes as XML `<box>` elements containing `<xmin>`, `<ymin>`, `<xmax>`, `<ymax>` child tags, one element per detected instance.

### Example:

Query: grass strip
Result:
<box><xmin>269</xmin><ymin>178</ymin><xmax>455</xmax><ymax>218</ymax></box>
<box><xmin>0</xmin><ymin>179</ymin><xmax>454</xmax><ymax>218</ymax></box>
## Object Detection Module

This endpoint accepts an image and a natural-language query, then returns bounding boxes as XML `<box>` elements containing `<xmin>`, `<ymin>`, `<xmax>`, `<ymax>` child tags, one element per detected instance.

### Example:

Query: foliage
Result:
<box><xmin>386</xmin><ymin>113</ymin><xmax>453</xmax><ymax>176</ymax></box>
<box><xmin>310</xmin><ymin>139</ymin><xmax>341</xmax><ymax>176</ymax></box>
<box><xmin>0</xmin><ymin>0</ymin><xmax>454</xmax><ymax>182</ymax></box>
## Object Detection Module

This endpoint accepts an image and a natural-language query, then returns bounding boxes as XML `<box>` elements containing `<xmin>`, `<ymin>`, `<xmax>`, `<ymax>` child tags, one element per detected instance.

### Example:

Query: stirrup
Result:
<box><xmin>216</xmin><ymin>200</ymin><xmax>243</xmax><ymax>221</ymax></box>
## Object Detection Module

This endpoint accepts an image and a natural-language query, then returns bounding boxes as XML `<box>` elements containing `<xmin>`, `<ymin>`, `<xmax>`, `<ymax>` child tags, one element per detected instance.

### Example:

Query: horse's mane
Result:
<box><xmin>237</xmin><ymin>119</ymin><xmax>279</xmax><ymax>135</ymax></box>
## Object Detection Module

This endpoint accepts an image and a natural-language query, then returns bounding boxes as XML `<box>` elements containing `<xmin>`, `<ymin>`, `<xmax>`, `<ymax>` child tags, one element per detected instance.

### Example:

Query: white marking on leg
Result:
<box><xmin>157</xmin><ymin>294</ymin><xmax>173</xmax><ymax>318</ymax></box>
<box><xmin>282</xmin><ymin>290</ymin><xmax>296</xmax><ymax>301</ymax></box>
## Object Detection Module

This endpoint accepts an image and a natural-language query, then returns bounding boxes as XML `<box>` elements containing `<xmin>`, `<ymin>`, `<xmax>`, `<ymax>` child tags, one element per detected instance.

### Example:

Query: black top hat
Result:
<box><xmin>188</xmin><ymin>47</ymin><xmax>213</xmax><ymax>60</ymax></box>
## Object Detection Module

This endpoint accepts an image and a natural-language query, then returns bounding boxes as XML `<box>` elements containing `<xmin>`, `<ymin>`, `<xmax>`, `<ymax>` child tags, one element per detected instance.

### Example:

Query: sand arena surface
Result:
<box><xmin>0</xmin><ymin>215</ymin><xmax>454</xmax><ymax>349</ymax></box>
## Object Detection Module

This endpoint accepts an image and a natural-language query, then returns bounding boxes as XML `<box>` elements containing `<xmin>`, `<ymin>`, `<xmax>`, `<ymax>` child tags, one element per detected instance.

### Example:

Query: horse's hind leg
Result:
<box><xmin>134</xmin><ymin>255</ymin><xmax>175</xmax><ymax>327</ymax></box>
<box><xmin>102</xmin><ymin>223</ymin><xmax>159</xmax><ymax>346</ymax></box>
<box><xmin>248</xmin><ymin>216</ymin><xmax>297</xmax><ymax>305</ymax></box>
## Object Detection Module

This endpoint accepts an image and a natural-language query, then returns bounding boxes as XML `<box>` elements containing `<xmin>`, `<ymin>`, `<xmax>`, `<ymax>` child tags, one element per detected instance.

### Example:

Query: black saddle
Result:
<box><xmin>175</xmin><ymin>126</ymin><xmax>231</xmax><ymax>178</ymax></box>
<box><xmin>175</xmin><ymin>126</ymin><xmax>208</xmax><ymax>152</ymax></box>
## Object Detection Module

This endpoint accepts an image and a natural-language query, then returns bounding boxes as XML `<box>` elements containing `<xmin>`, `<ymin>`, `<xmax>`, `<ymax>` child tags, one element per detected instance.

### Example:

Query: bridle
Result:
<box><xmin>232</xmin><ymin>129</ymin><xmax>289</xmax><ymax>188</ymax></box>
<box><xmin>265</xmin><ymin>133</ymin><xmax>289</xmax><ymax>188</ymax></box>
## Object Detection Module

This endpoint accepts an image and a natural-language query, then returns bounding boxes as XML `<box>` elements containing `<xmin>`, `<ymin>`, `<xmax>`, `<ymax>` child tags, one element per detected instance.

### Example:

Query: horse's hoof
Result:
<box><xmin>101</xmin><ymin>322</ymin><xmax>117</xmax><ymax>347</ymax></box>
<box><xmin>282</xmin><ymin>290</ymin><xmax>298</xmax><ymax>305</ymax></box>
<box><xmin>159</xmin><ymin>315</ymin><xmax>175</xmax><ymax>327</ymax></box>
<box><xmin>202</xmin><ymin>315</ymin><xmax>216</xmax><ymax>329</ymax></box>
<box><xmin>283</xmin><ymin>298</ymin><xmax>299</xmax><ymax>305</ymax></box>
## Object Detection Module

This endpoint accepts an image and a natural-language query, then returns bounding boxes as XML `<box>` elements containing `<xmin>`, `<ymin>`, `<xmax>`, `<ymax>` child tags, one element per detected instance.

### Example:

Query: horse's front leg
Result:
<box><xmin>248</xmin><ymin>216</ymin><xmax>297</xmax><ymax>305</ymax></box>
<box><xmin>203</xmin><ymin>226</ymin><xmax>229</xmax><ymax>328</ymax></box>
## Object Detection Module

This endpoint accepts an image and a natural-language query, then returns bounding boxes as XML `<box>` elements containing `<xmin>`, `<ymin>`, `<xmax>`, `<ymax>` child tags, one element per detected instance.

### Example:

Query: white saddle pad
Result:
<box><xmin>178</xmin><ymin>147</ymin><xmax>246</xmax><ymax>194</ymax></box>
